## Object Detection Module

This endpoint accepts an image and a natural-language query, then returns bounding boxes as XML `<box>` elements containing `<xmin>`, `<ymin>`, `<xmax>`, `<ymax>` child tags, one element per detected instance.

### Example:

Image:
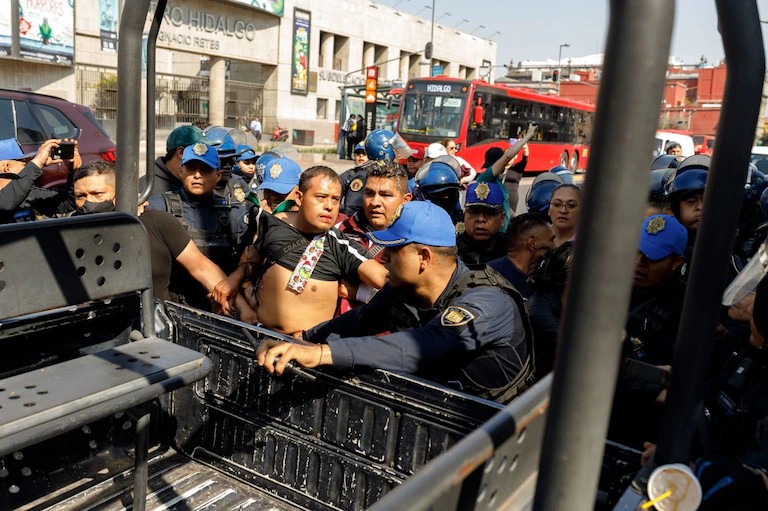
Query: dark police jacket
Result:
<box><xmin>339</xmin><ymin>165</ymin><xmax>367</xmax><ymax>218</ymax></box>
<box><xmin>308</xmin><ymin>261</ymin><xmax>535</xmax><ymax>403</ymax></box>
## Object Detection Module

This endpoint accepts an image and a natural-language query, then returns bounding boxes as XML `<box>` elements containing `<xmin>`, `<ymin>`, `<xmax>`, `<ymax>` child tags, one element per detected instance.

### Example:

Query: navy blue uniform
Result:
<box><xmin>307</xmin><ymin>261</ymin><xmax>531</xmax><ymax>402</ymax></box>
<box><xmin>339</xmin><ymin>165</ymin><xmax>367</xmax><ymax>217</ymax></box>
<box><xmin>146</xmin><ymin>190</ymin><xmax>248</xmax><ymax>310</ymax></box>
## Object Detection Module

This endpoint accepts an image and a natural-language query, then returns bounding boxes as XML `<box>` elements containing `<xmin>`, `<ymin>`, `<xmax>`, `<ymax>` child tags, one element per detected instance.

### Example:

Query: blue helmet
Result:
<box><xmin>649</xmin><ymin>168</ymin><xmax>676</xmax><ymax>202</ymax></box>
<box><xmin>675</xmin><ymin>154</ymin><xmax>711</xmax><ymax>174</ymax></box>
<box><xmin>651</xmin><ymin>154</ymin><xmax>684</xmax><ymax>170</ymax></box>
<box><xmin>549</xmin><ymin>165</ymin><xmax>575</xmax><ymax>185</ymax></box>
<box><xmin>364</xmin><ymin>129</ymin><xmax>397</xmax><ymax>161</ymax></box>
<box><xmin>255</xmin><ymin>150</ymin><xmax>284</xmax><ymax>184</ymax></box>
<box><xmin>413</xmin><ymin>161</ymin><xmax>460</xmax><ymax>201</ymax></box>
<box><xmin>665</xmin><ymin>168</ymin><xmax>708</xmax><ymax>198</ymax></box>
<box><xmin>526</xmin><ymin>173</ymin><xmax>564</xmax><ymax>213</ymax></box>
<box><xmin>203</xmin><ymin>126</ymin><xmax>247</xmax><ymax>158</ymax></box>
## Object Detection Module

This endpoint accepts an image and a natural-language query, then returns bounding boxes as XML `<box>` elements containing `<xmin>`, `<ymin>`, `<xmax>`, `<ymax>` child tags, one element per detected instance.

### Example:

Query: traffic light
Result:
<box><xmin>425</xmin><ymin>42</ymin><xmax>433</xmax><ymax>60</ymax></box>
<box><xmin>552</xmin><ymin>70</ymin><xmax>559</xmax><ymax>82</ymax></box>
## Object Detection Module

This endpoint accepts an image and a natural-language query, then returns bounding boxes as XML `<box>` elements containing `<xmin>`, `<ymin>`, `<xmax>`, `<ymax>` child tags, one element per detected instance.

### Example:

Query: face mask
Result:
<box><xmin>74</xmin><ymin>200</ymin><xmax>115</xmax><ymax>215</ymax></box>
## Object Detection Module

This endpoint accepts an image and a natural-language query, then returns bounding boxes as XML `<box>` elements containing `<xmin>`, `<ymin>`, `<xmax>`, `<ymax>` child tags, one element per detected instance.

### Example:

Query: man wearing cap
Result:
<box><xmin>339</xmin><ymin>143</ymin><xmax>370</xmax><ymax>217</ymax></box>
<box><xmin>256</xmin><ymin>200</ymin><xmax>535</xmax><ymax>404</ymax></box>
<box><xmin>257</xmin><ymin>156</ymin><xmax>302</xmax><ymax>213</ymax></box>
<box><xmin>609</xmin><ymin>214</ymin><xmax>688</xmax><ymax>449</ymax></box>
<box><xmin>235</xmin><ymin>147</ymin><xmax>258</xmax><ymax>189</ymax></box>
<box><xmin>146</xmin><ymin>142</ymin><xmax>249</xmax><ymax>311</ymax></box>
<box><xmin>142</xmin><ymin>125</ymin><xmax>205</xmax><ymax>196</ymax></box>
<box><xmin>457</xmin><ymin>182</ymin><xmax>508</xmax><ymax>265</ymax></box>
<box><xmin>477</xmin><ymin>125</ymin><xmax>537</xmax><ymax>232</ymax></box>
<box><xmin>404</xmin><ymin>147</ymin><xmax>425</xmax><ymax>180</ymax></box>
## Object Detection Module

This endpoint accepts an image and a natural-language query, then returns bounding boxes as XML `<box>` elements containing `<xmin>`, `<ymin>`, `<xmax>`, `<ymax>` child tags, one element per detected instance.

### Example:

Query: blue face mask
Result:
<box><xmin>74</xmin><ymin>200</ymin><xmax>115</xmax><ymax>216</ymax></box>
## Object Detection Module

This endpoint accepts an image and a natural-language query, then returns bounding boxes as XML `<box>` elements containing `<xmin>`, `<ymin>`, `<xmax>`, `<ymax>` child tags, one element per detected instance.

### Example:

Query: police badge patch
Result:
<box><xmin>349</xmin><ymin>178</ymin><xmax>364</xmax><ymax>192</ymax></box>
<box><xmin>440</xmin><ymin>306</ymin><xmax>475</xmax><ymax>327</ymax></box>
<box><xmin>646</xmin><ymin>216</ymin><xmax>666</xmax><ymax>234</ymax></box>
<box><xmin>233</xmin><ymin>186</ymin><xmax>246</xmax><ymax>203</ymax></box>
<box><xmin>193</xmin><ymin>143</ymin><xmax>208</xmax><ymax>155</ymax></box>
<box><xmin>455</xmin><ymin>222</ymin><xmax>465</xmax><ymax>234</ymax></box>
<box><xmin>270</xmin><ymin>163</ymin><xmax>283</xmax><ymax>179</ymax></box>
<box><xmin>475</xmin><ymin>182</ymin><xmax>491</xmax><ymax>200</ymax></box>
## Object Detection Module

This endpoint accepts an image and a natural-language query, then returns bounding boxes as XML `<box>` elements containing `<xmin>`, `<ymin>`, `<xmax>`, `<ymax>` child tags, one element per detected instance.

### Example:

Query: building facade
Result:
<box><xmin>0</xmin><ymin>0</ymin><xmax>497</xmax><ymax>145</ymax></box>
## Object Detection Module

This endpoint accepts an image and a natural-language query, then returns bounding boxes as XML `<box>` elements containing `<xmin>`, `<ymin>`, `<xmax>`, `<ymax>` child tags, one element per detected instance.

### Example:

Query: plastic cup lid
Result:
<box><xmin>646</xmin><ymin>463</ymin><xmax>702</xmax><ymax>511</ymax></box>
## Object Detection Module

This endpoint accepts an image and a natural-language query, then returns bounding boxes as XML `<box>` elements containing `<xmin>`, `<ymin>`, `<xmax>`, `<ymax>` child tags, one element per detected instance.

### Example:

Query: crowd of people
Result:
<box><xmin>2</xmin><ymin>123</ymin><xmax>768</xmax><ymax>505</ymax></box>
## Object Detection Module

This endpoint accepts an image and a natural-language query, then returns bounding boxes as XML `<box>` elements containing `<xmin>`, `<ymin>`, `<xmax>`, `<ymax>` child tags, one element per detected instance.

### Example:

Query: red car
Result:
<box><xmin>692</xmin><ymin>134</ymin><xmax>715</xmax><ymax>156</ymax></box>
<box><xmin>0</xmin><ymin>89</ymin><xmax>116</xmax><ymax>189</ymax></box>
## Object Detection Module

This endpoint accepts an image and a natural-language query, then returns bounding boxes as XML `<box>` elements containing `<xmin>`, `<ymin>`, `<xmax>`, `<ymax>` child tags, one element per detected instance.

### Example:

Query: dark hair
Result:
<box><xmin>365</xmin><ymin>160</ymin><xmax>410</xmax><ymax>194</ymax></box>
<box><xmin>439</xmin><ymin>138</ymin><xmax>455</xmax><ymax>148</ymax></box>
<box><xmin>73</xmin><ymin>160</ymin><xmax>116</xmax><ymax>185</ymax></box>
<box><xmin>299</xmin><ymin>165</ymin><xmax>341</xmax><ymax>193</ymax></box>
<box><xmin>551</xmin><ymin>183</ymin><xmax>582</xmax><ymax>200</ymax></box>
<box><xmin>665</xmin><ymin>142</ymin><xmax>682</xmax><ymax>154</ymax></box>
<box><xmin>506</xmin><ymin>212</ymin><xmax>552</xmax><ymax>251</ymax></box>
<box><xmin>528</xmin><ymin>241</ymin><xmax>574</xmax><ymax>294</ymax></box>
<box><xmin>413</xmin><ymin>243</ymin><xmax>457</xmax><ymax>261</ymax></box>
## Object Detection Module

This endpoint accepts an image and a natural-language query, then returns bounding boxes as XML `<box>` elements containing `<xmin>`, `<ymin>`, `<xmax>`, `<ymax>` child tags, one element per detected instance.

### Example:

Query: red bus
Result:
<box><xmin>396</xmin><ymin>77</ymin><xmax>596</xmax><ymax>172</ymax></box>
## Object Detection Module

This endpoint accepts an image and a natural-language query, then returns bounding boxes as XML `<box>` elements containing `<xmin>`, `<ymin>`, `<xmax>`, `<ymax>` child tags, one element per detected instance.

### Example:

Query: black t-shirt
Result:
<box><xmin>251</xmin><ymin>209</ymin><xmax>368</xmax><ymax>282</ymax></box>
<box><xmin>140</xmin><ymin>210</ymin><xmax>191</xmax><ymax>301</ymax></box>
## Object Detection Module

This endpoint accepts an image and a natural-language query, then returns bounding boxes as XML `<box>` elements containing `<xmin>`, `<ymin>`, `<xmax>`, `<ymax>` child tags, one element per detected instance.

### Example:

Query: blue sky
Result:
<box><xmin>378</xmin><ymin>0</ymin><xmax>768</xmax><ymax>77</ymax></box>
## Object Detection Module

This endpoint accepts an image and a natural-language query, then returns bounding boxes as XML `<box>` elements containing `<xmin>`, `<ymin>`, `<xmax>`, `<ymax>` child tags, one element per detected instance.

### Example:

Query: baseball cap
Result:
<box><xmin>425</xmin><ymin>142</ymin><xmax>448</xmax><ymax>159</ymax></box>
<box><xmin>238</xmin><ymin>149</ymin><xmax>257</xmax><ymax>162</ymax></box>
<box><xmin>638</xmin><ymin>214</ymin><xmax>687</xmax><ymax>261</ymax></box>
<box><xmin>465</xmin><ymin>182</ymin><xmax>504</xmax><ymax>210</ymax></box>
<box><xmin>181</xmin><ymin>142</ymin><xmax>220</xmax><ymax>170</ymax></box>
<box><xmin>353</xmin><ymin>142</ymin><xmax>366</xmax><ymax>154</ymax></box>
<box><xmin>0</xmin><ymin>138</ymin><xmax>34</xmax><ymax>160</ymax></box>
<box><xmin>482</xmin><ymin>147</ymin><xmax>505</xmax><ymax>168</ymax></box>
<box><xmin>166</xmin><ymin>125</ymin><xmax>205</xmax><ymax>152</ymax></box>
<box><xmin>408</xmin><ymin>147</ymin><xmax>425</xmax><ymax>160</ymax></box>
<box><xmin>367</xmin><ymin>201</ymin><xmax>456</xmax><ymax>247</ymax></box>
<box><xmin>258</xmin><ymin>157</ymin><xmax>302</xmax><ymax>195</ymax></box>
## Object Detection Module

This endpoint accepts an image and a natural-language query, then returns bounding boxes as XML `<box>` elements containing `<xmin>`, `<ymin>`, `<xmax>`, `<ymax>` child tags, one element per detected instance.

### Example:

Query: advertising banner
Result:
<box><xmin>290</xmin><ymin>9</ymin><xmax>310</xmax><ymax>95</ymax></box>
<box><xmin>99</xmin><ymin>0</ymin><xmax>119</xmax><ymax>52</ymax></box>
<box><xmin>226</xmin><ymin>0</ymin><xmax>284</xmax><ymax>17</ymax></box>
<box><xmin>0</xmin><ymin>3</ymin><xmax>11</xmax><ymax>57</ymax></box>
<box><xmin>18</xmin><ymin>0</ymin><xmax>74</xmax><ymax>65</ymax></box>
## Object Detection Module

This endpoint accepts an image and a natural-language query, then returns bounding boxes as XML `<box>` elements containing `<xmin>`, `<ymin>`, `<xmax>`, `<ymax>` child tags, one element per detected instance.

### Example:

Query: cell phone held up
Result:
<box><xmin>51</xmin><ymin>141</ymin><xmax>75</xmax><ymax>160</ymax></box>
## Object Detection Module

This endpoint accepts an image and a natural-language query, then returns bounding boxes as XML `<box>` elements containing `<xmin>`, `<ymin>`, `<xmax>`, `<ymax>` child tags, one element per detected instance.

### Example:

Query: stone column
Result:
<box><xmin>321</xmin><ymin>33</ymin><xmax>334</xmax><ymax>69</ymax></box>
<box><xmin>208</xmin><ymin>56</ymin><xmax>226</xmax><ymax>126</ymax></box>
<box><xmin>363</xmin><ymin>43</ymin><xmax>375</xmax><ymax>69</ymax></box>
<box><xmin>400</xmin><ymin>52</ymin><xmax>410</xmax><ymax>82</ymax></box>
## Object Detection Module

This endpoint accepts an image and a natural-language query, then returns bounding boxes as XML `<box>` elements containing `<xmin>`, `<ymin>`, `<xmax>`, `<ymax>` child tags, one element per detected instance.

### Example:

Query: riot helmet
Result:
<box><xmin>549</xmin><ymin>165</ymin><xmax>575</xmax><ymax>185</ymax></box>
<box><xmin>526</xmin><ymin>173</ymin><xmax>564</xmax><ymax>213</ymax></box>
<box><xmin>413</xmin><ymin>155</ymin><xmax>462</xmax><ymax>183</ymax></box>
<box><xmin>203</xmin><ymin>126</ymin><xmax>247</xmax><ymax>159</ymax></box>
<box><xmin>648</xmin><ymin>168</ymin><xmax>676</xmax><ymax>202</ymax></box>
<box><xmin>364</xmin><ymin>129</ymin><xmax>414</xmax><ymax>161</ymax></box>
<box><xmin>651</xmin><ymin>154</ymin><xmax>684</xmax><ymax>170</ymax></box>
<box><xmin>413</xmin><ymin>160</ymin><xmax>461</xmax><ymax>213</ymax></box>
<box><xmin>761</xmin><ymin>187</ymin><xmax>768</xmax><ymax>219</ymax></box>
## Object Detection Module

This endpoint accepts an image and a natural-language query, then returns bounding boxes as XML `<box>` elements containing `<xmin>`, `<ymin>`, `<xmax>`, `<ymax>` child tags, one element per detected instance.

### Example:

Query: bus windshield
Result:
<box><xmin>399</xmin><ymin>91</ymin><xmax>467</xmax><ymax>138</ymax></box>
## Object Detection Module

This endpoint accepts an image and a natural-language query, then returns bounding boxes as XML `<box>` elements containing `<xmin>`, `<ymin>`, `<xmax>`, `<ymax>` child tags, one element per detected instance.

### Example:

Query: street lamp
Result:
<box><xmin>557</xmin><ymin>43</ymin><xmax>570</xmax><ymax>95</ymax></box>
<box><xmin>436</xmin><ymin>12</ymin><xmax>451</xmax><ymax>23</ymax></box>
<box><xmin>392</xmin><ymin>0</ymin><xmax>409</xmax><ymax>8</ymax></box>
<box><xmin>415</xmin><ymin>4</ymin><xmax>432</xmax><ymax>17</ymax></box>
<box><xmin>470</xmin><ymin>24</ymin><xmax>485</xmax><ymax>35</ymax></box>
<box><xmin>454</xmin><ymin>18</ymin><xmax>469</xmax><ymax>29</ymax></box>
<box><xmin>488</xmin><ymin>30</ymin><xmax>501</xmax><ymax>40</ymax></box>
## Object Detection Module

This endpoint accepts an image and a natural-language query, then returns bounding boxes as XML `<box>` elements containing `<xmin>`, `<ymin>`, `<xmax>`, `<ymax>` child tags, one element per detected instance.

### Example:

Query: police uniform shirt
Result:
<box><xmin>339</xmin><ymin>166</ymin><xmax>367</xmax><ymax>217</ymax></box>
<box><xmin>252</xmin><ymin>210</ymin><xmax>368</xmax><ymax>282</ymax></box>
<box><xmin>488</xmin><ymin>256</ymin><xmax>533</xmax><ymax>299</ymax></box>
<box><xmin>308</xmin><ymin>261</ymin><xmax>527</xmax><ymax>389</ymax></box>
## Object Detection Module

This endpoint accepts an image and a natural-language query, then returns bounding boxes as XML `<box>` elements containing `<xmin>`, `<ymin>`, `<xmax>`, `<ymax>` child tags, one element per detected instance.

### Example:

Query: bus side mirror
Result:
<box><xmin>474</xmin><ymin>105</ymin><xmax>484</xmax><ymax>126</ymax></box>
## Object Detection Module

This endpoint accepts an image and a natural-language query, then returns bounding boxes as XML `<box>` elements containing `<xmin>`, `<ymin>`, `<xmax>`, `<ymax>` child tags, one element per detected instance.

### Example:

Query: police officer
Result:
<box><xmin>525</xmin><ymin>173</ymin><xmax>564</xmax><ymax>213</ymax></box>
<box><xmin>256</xmin><ymin>200</ymin><xmax>535</xmax><ymax>404</ymax></box>
<box><xmin>734</xmin><ymin>164</ymin><xmax>768</xmax><ymax>259</ymax></box>
<box><xmin>413</xmin><ymin>156</ymin><xmax>464</xmax><ymax>226</ymax></box>
<box><xmin>339</xmin><ymin>142</ymin><xmax>371</xmax><ymax>217</ymax></box>
<box><xmin>146</xmin><ymin>142</ymin><xmax>249</xmax><ymax>311</ymax></box>
<box><xmin>456</xmin><ymin>182</ymin><xmax>508</xmax><ymax>264</ymax></box>
<box><xmin>609</xmin><ymin>214</ymin><xmax>688</xmax><ymax>449</ymax></box>
<box><xmin>203</xmin><ymin>126</ymin><xmax>250</xmax><ymax>206</ymax></box>
<box><xmin>142</xmin><ymin>125</ymin><xmax>205</xmax><ymax>196</ymax></box>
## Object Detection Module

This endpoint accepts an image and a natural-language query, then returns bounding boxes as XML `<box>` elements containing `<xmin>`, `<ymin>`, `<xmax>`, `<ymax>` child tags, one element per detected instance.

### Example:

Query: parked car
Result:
<box><xmin>0</xmin><ymin>88</ymin><xmax>116</xmax><ymax>189</ymax></box>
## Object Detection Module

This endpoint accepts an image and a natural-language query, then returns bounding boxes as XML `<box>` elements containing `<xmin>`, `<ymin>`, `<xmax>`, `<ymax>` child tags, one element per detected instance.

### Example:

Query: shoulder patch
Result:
<box><xmin>440</xmin><ymin>306</ymin><xmax>475</xmax><ymax>327</ymax></box>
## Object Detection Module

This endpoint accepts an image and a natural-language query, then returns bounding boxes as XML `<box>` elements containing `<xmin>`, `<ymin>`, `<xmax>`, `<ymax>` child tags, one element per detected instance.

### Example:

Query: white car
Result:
<box><xmin>654</xmin><ymin>131</ymin><xmax>695</xmax><ymax>157</ymax></box>
<box><xmin>751</xmin><ymin>146</ymin><xmax>768</xmax><ymax>173</ymax></box>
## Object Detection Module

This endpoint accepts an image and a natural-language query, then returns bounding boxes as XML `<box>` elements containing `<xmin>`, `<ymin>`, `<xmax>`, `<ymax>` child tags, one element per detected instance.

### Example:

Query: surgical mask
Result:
<box><xmin>74</xmin><ymin>200</ymin><xmax>115</xmax><ymax>216</ymax></box>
